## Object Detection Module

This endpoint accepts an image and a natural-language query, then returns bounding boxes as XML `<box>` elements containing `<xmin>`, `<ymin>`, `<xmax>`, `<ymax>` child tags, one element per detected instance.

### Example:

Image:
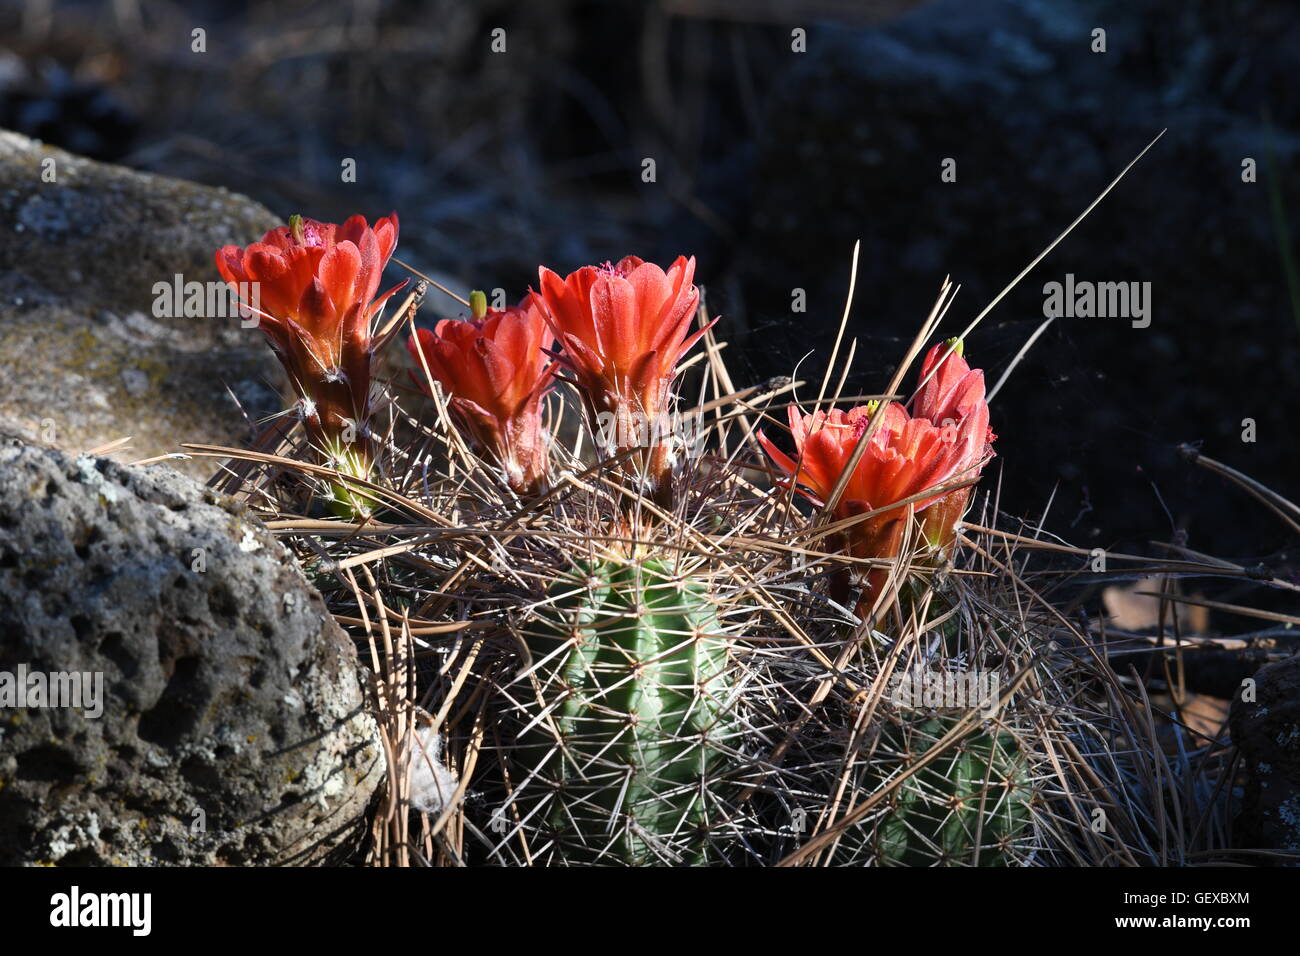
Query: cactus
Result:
<box><xmin>212</xmin><ymin>220</ymin><xmax>1234</xmax><ymax>870</ymax></box>
<box><xmin>510</xmin><ymin>556</ymin><xmax>736</xmax><ymax>864</ymax></box>
<box><xmin>876</xmin><ymin>716</ymin><xmax>1032</xmax><ymax>866</ymax></box>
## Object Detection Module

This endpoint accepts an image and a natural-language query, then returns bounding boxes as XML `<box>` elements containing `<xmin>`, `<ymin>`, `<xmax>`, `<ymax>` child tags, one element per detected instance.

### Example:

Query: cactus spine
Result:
<box><xmin>515</xmin><ymin>556</ymin><xmax>734</xmax><ymax>864</ymax></box>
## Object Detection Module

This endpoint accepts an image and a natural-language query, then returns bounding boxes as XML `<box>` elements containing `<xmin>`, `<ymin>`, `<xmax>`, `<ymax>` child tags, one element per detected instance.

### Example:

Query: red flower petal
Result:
<box><xmin>319</xmin><ymin>240</ymin><xmax>362</xmax><ymax>316</ymax></box>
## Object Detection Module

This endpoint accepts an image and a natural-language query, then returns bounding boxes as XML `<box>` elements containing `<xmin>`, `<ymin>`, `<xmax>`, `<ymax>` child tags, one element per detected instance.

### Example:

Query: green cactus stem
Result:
<box><xmin>515</xmin><ymin>556</ymin><xmax>735</xmax><ymax>864</ymax></box>
<box><xmin>876</xmin><ymin>716</ymin><xmax>1032</xmax><ymax>866</ymax></box>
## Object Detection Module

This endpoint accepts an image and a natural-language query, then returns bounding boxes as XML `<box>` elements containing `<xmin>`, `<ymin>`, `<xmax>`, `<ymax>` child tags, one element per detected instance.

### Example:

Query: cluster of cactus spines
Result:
<box><xmin>754</xmin><ymin>578</ymin><xmax>1043</xmax><ymax>868</ymax></box>
<box><xmin>875</xmin><ymin>717</ymin><xmax>1033</xmax><ymax>866</ymax></box>
<box><xmin>857</xmin><ymin>585</ymin><xmax>1036</xmax><ymax>867</ymax></box>
<box><xmin>507</xmin><ymin>556</ymin><xmax>738</xmax><ymax>864</ymax></box>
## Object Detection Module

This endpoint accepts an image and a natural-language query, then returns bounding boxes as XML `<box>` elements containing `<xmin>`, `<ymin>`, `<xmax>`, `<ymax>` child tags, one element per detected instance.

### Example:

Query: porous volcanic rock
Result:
<box><xmin>0</xmin><ymin>436</ymin><xmax>382</xmax><ymax>865</ymax></box>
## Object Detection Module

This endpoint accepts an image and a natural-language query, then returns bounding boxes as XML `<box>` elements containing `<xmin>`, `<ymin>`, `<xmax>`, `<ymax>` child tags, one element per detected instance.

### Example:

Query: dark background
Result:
<box><xmin>2</xmin><ymin>0</ymin><xmax>1298</xmax><ymax>573</ymax></box>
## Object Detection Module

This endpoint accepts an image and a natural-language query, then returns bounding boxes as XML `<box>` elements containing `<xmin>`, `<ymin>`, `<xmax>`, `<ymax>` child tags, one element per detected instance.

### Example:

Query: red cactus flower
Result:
<box><xmin>913</xmin><ymin>339</ymin><xmax>990</xmax><ymax>431</ymax></box>
<box><xmin>908</xmin><ymin>338</ymin><xmax>996</xmax><ymax>546</ymax></box>
<box><xmin>214</xmin><ymin>213</ymin><xmax>403</xmax><ymax>478</ymax></box>
<box><xmin>536</xmin><ymin>255</ymin><xmax>711</xmax><ymax>501</ymax></box>
<box><xmin>758</xmin><ymin>339</ymin><xmax>994</xmax><ymax>610</ymax></box>
<box><xmin>408</xmin><ymin>291</ymin><xmax>555</xmax><ymax>495</ymax></box>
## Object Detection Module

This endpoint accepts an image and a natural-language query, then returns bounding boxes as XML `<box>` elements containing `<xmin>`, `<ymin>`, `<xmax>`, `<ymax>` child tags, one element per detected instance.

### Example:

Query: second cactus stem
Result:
<box><xmin>876</xmin><ymin>715</ymin><xmax>1032</xmax><ymax>866</ymax></box>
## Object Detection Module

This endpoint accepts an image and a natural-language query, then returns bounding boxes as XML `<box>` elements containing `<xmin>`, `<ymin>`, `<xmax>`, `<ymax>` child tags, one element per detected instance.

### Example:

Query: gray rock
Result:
<box><xmin>0</xmin><ymin>437</ymin><xmax>382</xmax><ymax>865</ymax></box>
<box><xmin>1230</xmin><ymin>656</ymin><xmax>1300</xmax><ymax>857</ymax></box>
<box><xmin>0</xmin><ymin>129</ymin><xmax>285</xmax><ymax>481</ymax></box>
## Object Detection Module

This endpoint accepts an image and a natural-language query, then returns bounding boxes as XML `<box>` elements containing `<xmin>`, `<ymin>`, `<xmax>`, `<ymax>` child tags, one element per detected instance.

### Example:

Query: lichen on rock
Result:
<box><xmin>0</xmin><ymin>129</ymin><xmax>286</xmax><ymax>480</ymax></box>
